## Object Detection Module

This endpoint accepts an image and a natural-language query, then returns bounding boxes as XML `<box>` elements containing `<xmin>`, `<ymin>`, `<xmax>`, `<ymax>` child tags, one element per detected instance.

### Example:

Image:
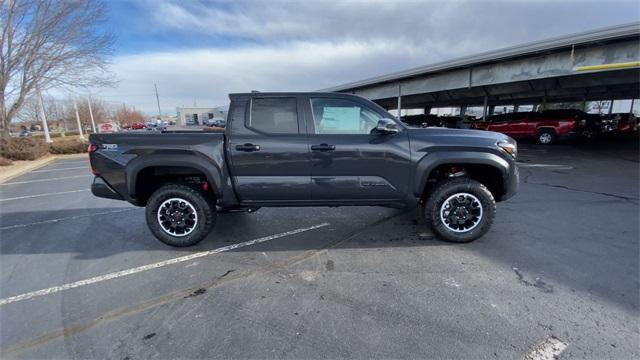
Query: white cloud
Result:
<box><xmin>101</xmin><ymin>40</ymin><xmax>438</xmax><ymax>112</ymax></box>
<box><xmin>93</xmin><ymin>0</ymin><xmax>639</xmax><ymax>114</ymax></box>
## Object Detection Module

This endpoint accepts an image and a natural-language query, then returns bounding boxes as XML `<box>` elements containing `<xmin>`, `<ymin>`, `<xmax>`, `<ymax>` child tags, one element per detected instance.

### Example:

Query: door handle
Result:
<box><xmin>311</xmin><ymin>143</ymin><xmax>336</xmax><ymax>152</ymax></box>
<box><xmin>235</xmin><ymin>143</ymin><xmax>261</xmax><ymax>152</ymax></box>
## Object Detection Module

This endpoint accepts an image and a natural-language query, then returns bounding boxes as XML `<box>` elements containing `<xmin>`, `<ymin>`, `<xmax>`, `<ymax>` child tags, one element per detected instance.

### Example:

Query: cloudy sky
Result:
<box><xmin>95</xmin><ymin>0</ymin><xmax>639</xmax><ymax>114</ymax></box>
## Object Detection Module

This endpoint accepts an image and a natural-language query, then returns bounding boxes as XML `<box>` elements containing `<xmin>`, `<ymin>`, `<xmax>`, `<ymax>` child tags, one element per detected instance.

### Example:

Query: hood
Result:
<box><xmin>407</xmin><ymin>127</ymin><xmax>513</xmax><ymax>144</ymax></box>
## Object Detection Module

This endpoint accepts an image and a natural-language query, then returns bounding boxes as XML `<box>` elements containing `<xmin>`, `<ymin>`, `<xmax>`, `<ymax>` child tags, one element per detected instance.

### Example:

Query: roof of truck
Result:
<box><xmin>229</xmin><ymin>92</ymin><xmax>361</xmax><ymax>99</ymax></box>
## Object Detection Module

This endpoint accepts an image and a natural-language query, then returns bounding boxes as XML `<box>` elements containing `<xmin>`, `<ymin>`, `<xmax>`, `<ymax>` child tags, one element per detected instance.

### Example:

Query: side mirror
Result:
<box><xmin>374</xmin><ymin>118</ymin><xmax>400</xmax><ymax>135</ymax></box>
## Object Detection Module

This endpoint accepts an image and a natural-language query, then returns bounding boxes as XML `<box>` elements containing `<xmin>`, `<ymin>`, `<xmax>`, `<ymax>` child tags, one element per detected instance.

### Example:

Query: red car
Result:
<box><xmin>474</xmin><ymin>110</ymin><xmax>590</xmax><ymax>144</ymax></box>
<box><xmin>130</xmin><ymin>122</ymin><xmax>147</xmax><ymax>130</ymax></box>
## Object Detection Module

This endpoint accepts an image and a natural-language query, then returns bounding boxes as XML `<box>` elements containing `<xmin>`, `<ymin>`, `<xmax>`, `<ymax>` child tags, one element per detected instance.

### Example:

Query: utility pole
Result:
<box><xmin>155</xmin><ymin>84</ymin><xmax>162</xmax><ymax>120</ymax></box>
<box><xmin>36</xmin><ymin>85</ymin><xmax>53</xmax><ymax>143</ymax></box>
<box><xmin>87</xmin><ymin>97</ymin><xmax>97</xmax><ymax>133</ymax></box>
<box><xmin>73</xmin><ymin>98</ymin><xmax>86</xmax><ymax>141</ymax></box>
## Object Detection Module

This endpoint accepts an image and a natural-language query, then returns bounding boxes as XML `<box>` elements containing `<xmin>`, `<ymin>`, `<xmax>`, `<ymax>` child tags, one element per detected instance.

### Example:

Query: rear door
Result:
<box><xmin>504</xmin><ymin>112</ymin><xmax>530</xmax><ymax>137</ymax></box>
<box><xmin>304</xmin><ymin>95</ymin><xmax>411</xmax><ymax>202</ymax></box>
<box><xmin>227</xmin><ymin>95</ymin><xmax>311</xmax><ymax>203</ymax></box>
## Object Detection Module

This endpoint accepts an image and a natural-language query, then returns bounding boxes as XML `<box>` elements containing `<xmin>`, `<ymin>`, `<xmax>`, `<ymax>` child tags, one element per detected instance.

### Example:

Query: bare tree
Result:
<box><xmin>70</xmin><ymin>96</ymin><xmax>109</xmax><ymax>127</ymax></box>
<box><xmin>0</xmin><ymin>0</ymin><xmax>115</xmax><ymax>139</ymax></box>
<box><xmin>17</xmin><ymin>93</ymin><xmax>61</xmax><ymax>123</ymax></box>
<box><xmin>113</xmin><ymin>104</ymin><xmax>145</xmax><ymax>126</ymax></box>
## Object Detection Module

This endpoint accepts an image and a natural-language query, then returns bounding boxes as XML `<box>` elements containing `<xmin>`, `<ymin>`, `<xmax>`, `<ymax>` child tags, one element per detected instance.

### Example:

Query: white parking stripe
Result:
<box><xmin>0</xmin><ymin>175</ymin><xmax>92</xmax><ymax>186</ymax></box>
<box><xmin>0</xmin><ymin>189</ymin><xmax>89</xmax><ymax>202</ymax></box>
<box><xmin>32</xmin><ymin>166</ymin><xmax>88</xmax><ymax>173</ymax></box>
<box><xmin>0</xmin><ymin>208</ymin><xmax>137</xmax><ymax>230</ymax></box>
<box><xmin>524</xmin><ymin>336</ymin><xmax>568</xmax><ymax>360</ymax></box>
<box><xmin>518</xmin><ymin>163</ymin><xmax>574</xmax><ymax>169</ymax></box>
<box><xmin>0</xmin><ymin>222</ymin><xmax>330</xmax><ymax>306</ymax></box>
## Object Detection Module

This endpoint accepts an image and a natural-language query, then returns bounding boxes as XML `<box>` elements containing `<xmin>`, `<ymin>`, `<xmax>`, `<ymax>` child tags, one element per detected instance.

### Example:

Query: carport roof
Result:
<box><xmin>322</xmin><ymin>22</ymin><xmax>640</xmax><ymax>92</ymax></box>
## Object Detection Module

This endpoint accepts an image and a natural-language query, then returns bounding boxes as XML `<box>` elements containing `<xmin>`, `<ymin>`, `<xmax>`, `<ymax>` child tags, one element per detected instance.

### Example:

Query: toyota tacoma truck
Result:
<box><xmin>89</xmin><ymin>92</ymin><xmax>518</xmax><ymax>247</ymax></box>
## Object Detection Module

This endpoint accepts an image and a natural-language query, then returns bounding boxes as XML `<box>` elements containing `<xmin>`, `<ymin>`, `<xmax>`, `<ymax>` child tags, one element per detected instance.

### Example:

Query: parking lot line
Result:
<box><xmin>32</xmin><ymin>166</ymin><xmax>88</xmax><ymax>173</ymax></box>
<box><xmin>524</xmin><ymin>336</ymin><xmax>568</xmax><ymax>360</ymax></box>
<box><xmin>0</xmin><ymin>189</ymin><xmax>89</xmax><ymax>202</ymax></box>
<box><xmin>0</xmin><ymin>174</ymin><xmax>93</xmax><ymax>186</ymax></box>
<box><xmin>517</xmin><ymin>163</ymin><xmax>573</xmax><ymax>169</ymax></box>
<box><xmin>0</xmin><ymin>208</ymin><xmax>137</xmax><ymax>230</ymax></box>
<box><xmin>0</xmin><ymin>222</ymin><xmax>330</xmax><ymax>306</ymax></box>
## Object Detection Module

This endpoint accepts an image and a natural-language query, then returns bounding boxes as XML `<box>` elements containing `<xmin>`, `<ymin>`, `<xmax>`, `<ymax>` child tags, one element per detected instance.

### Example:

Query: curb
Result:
<box><xmin>0</xmin><ymin>154</ymin><xmax>88</xmax><ymax>184</ymax></box>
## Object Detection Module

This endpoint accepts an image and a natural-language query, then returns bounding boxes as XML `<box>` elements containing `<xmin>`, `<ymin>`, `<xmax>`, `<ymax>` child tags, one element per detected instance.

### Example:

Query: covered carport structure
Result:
<box><xmin>323</xmin><ymin>23</ymin><xmax>640</xmax><ymax>118</ymax></box>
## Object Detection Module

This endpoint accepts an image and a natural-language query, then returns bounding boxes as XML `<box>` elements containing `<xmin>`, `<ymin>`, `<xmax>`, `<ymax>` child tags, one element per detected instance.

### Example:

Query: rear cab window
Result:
<box><xmin>249</xmin><ymin>97</ymin><xmax>299</xmax><ymax>134</ymax></box>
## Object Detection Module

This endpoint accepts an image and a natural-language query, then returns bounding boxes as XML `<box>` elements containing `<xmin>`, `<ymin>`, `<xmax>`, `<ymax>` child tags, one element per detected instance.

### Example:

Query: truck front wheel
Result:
<box><xmin>423</xmin><ymin>178</ymin><xmax>495</xmax><ymax>243</ymax></box>
<box><xmin>145</xmin><ymin>184</ymin><xmax>216</xmax><ymax>247</ymax></box>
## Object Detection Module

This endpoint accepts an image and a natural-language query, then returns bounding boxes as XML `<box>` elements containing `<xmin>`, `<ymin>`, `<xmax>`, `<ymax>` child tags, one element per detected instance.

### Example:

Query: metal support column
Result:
<box><xmin>397</xmin><ymin>84</ymin><xmax>402</xmax><ymax>119</ymax></box>
<box><xmin>482</xmin><ymin>95</ymin><xmax>488</xmax><ymax>120</ymax></box>
<box><xmin>459</xmin><ymin>105</ymin><xmax>467</xmax><ymax>116</ymax></box>
<box><xmin>608</xmin><ymin>99</ymin><xmax>614</xmax><ymax>114</ymax></box>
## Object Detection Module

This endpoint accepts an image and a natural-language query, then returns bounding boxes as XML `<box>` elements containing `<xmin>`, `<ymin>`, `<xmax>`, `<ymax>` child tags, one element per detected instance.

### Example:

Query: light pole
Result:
<box><xmin>87</xmin><ymin>97</ymin><xmax>97</xmax><ymax>133</ymax></box>
<box><xmin>155</xmin><ymin>84</ymin><xmax>162</xmax><ymax>121</ymax></box>
<box><xmin>36</xmin><ymin>85</ymin><xmax>53</xmax><ymax>143</ymax></box>
<box><xmin>73</xmin><ymin>98</ymin><xmax>86</xmax><ymax>141</ymax></box>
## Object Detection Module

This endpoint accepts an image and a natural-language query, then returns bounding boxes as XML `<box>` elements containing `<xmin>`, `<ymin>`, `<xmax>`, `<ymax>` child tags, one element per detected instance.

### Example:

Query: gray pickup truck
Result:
<box><xmin>89</xmin><ymin>92</ymin><xmax>518</xmax><ymax>246</ymax></box>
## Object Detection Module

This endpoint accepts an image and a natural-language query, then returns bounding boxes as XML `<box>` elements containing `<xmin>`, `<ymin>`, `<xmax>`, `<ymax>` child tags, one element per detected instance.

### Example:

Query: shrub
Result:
<box><xmin>0</xmin><ymin>156</ymin><xmax>12</xmax><ymax>166</ymax></box>
<box><xmin>0</xmin><ymin>138</ymin><xmax>49</xmax><ymax>161</ymax></box>
<box><xmin>49</xmin><ymin>139</ymin><xmax>88</xmax><ymax>154</ymax></box>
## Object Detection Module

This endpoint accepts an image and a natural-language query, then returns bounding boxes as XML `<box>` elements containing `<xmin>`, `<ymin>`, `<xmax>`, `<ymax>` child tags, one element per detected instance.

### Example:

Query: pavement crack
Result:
<box><xmin>218</xmin><ymin>269</ymin><xmax>235</xmax><ymax>279</ymax></box>
<box><xmin>513</xmin><ymin>268</ymin><xmax>553</xmax><ymax>293</ymax></box>
<box><xmin>522</xmin><ymin>171</ymin><xmax>638</xmax><ymax>202</ymax></box>
<box><xmin>183</xmin><ymin>288</ymin><xmax>206</xmax><ymax>298</ymax></box>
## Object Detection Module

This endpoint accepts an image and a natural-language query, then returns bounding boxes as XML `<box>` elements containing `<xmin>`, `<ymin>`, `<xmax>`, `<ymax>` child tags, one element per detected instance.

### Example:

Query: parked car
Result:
<box><xmin>89</xmin><ymin>92</ymin><xmax>518</xmax><ymax>247</ymax></box>
<box><xmin>603</xmin><ymin>113</ymin><xmax>639</xmax><ymax>134</ymax></box>
<box><xmin>130</xmin><ymin>122</ymin><xmax>146</xmax><ymax>130</ymax></box>
<box><xmin>207</xmin><ymin>117</ymin><xmax>227</xmax><ymax>128</ymax></box>
<box><xmin>146</xmin><ymin>121</ymin><xmax>167</xmax><ymax>131</ymax></box>
<box><xmin>473</xmin><ymin>110</ymin><xmax>598</xmax><ymax>144</ymax></box>
<box><xmin>19</xmin><ymin>128</ymin><xmax>32</xmax><ymax>137</ymax></box>
<box><xmin>401</xmin><ymin>114</ymin><xmax>439</xmax><ymax>128</ymax></box>
<box><xmin>401</xmin><ymin>115</ymin><xmax>474</xmax><ymax>129</ymax></box>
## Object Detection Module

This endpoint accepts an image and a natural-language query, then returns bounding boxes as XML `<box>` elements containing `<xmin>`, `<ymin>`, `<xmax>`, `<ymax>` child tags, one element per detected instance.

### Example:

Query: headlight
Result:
<box><xmin>497</xmin><ymin>140</ymin><xmax>517</xmax><ymax>159</ymax></box>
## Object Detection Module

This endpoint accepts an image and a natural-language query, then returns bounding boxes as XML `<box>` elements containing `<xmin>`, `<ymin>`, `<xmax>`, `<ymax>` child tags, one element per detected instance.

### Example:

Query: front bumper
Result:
<box><xmin>91</xmin><ymin>176</ymin><xmax>124</xmax><ymax>200</ymax></box>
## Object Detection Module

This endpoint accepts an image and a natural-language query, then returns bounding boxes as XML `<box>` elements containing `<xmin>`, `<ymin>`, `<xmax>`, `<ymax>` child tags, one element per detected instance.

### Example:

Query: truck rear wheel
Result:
<box><xmin>423</xmin><ymin>178</ymin><xmax>495</xmax><ymax>243</ymax></box>
<box><xmin>145</xmin><ymin>184</ymin><xmax>216</xmax><ymax>247</ymax></box>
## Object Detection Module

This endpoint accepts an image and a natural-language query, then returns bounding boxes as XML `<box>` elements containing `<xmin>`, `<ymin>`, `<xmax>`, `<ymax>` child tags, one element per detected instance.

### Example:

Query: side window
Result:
<box><xmin>510</xmin><ymin>113</ymin><xmax>526</xmax><ymax>121</ymax></box>
<box><xmin>310</xmin><ymin>98</ymin><xmax>382</xmax><ymax>134</ymax></box>
<box><xmin>250</xmin><ymin>97</ymin><xmax>298</xmax><ymax>134</ymax></box>
<box><xmin>489</xmin><ymin>114</ymin><xmax>506</xmax><ymax>123</ymax></box>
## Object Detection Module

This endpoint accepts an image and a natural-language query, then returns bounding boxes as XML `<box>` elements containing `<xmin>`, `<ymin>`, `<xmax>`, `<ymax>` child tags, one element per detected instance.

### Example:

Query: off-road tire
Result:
<box><xmin>145</xmin><ymin>184</ymin><xmax>216</xmax><ymax>247</ymax></box>
<box><xmin>423</xmin><ymin>178</ymin><xmax>496</xmax><ymax>243</ymax></box>
<box><xmin>537</xmin><ymin>129</ymin><xmax>556</xmax><ymax>145</ymax></box>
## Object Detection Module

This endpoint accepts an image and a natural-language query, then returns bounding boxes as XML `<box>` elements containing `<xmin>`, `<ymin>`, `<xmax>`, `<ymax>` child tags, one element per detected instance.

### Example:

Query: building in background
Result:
<box><xmin>176</xmin><ymin>106</ymin><xmax>228</xmax><ymax>126</ymax></box>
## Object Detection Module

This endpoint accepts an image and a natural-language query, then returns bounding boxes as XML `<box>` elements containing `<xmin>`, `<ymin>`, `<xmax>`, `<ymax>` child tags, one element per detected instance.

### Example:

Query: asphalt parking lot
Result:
<box><xmin>0</xmin><ymin>138</ymin><xmax>638</xmax><ymax>359</ymax></box>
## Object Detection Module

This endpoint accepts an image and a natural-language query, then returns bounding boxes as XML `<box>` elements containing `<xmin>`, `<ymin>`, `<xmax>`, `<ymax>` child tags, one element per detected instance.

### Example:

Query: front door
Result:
<box><xmin>304</xmin><ymin>96</ymin><xmax>411</xmax><ymax>203</ymax></box>
<box><xmin>228</xmin><ymin>96</ymin><xmax>311</xmax><ymax>203</ymax></box>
